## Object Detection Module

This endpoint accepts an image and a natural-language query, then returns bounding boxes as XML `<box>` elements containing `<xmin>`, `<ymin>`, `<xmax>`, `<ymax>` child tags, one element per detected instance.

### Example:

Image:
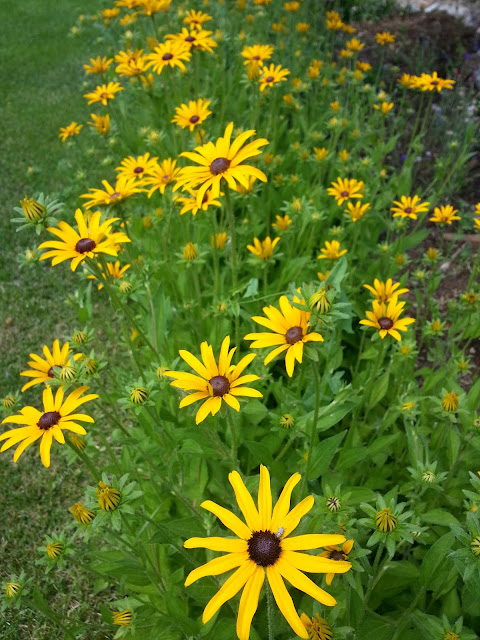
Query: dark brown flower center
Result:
<box><xmin>162</xmin><ymin>52</ymin><xmax>174</xmax><ymax>60</ymax></box>
<box><xmin>253</xmin><ymin>55</ymin><xmax>260</xmax><ymax>60</ymax></box>
<box><xmin>285</xmin><ymin>326</ymin><xmax>303</xmax><ymax>344</ymax></box>
<box><xmin>431</xmin><ymin>80</ymin><xmax>438</xmax><ymax>85</ymax></box>
<box><xmin>202</xmin><ymin>193</ymin><xmax>209</xmax><ymax>204</ymax></box>
<box><xmin>248</xmin><ymin>530</ymin><xmax>281</xmax><ymax>566</ymax></box>
<box><xmin>329</xmin><ymin>549</ymin><xmax>345</xmax><ymax>561</ymax></box>
<box><xmin>209</xmin><ymin>375</ymin><xmax>230</xmax><ymax>396</ymax></box>
<box><xmin>265</xmin><ymin>75</ymin><xmax>274</xmax><ymax>82</ymax></box>
<box><xmin>134</xmin><ymin>166</ymin><xmax>144</xmax><ymax>174</ymax></box>
<box><xmin>47</xmin><ymin>366</ymin><xmax>56</xmax><ymax>378</ymax></box>
<box><xmin>100</xmin><ymin>92</ymin><xmax>107</xmax><ymax>98</ymax></box>
<box><xmin>185</xmin><ymin>36</ymin><xmax>195</xmax><ymax>42</ymax></box>
<box><xmin>404</xmin><ymin>207</ymin><xmax>412</xmax><ymax>213</ymax></box>
<box><xmin>38</xmin><ymin>411</ymin><xmax>61</xmax><ymax>430</ymax></box>
<box><xmin>378</xmin><ymin>317</ymin><xmax>393</xmax><ymax>330</ymax></box>
<box><xmin>190</xmin><ymin>115</ymin><xmax>200</xmax><ymax>123</ymax></box>
<box><xmin>75</xmin><ymin>238</ymin><xmax>96</xmax><ymax>254</ymax></box>
<box><xmin>210</xmin><ymin>157</ymin><xmax>230</xmax><ymax>175</ymax></box>
<box><xmin>110</xmin><ymin>191</ymin><xmax>121</xmax><ymax>199</ymax></box>
<box><xmin>341</xmin><ymin>191</ymin><xmax>349</xmax><ymax>197</ymax></box>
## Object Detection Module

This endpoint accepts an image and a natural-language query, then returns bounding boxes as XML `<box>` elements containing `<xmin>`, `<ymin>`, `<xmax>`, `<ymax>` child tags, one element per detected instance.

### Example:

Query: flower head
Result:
<box><xmin>318</xmin><ymin>539</ymin><xmax>354</xmax><ymax>585</ymax></box>
<box><xmin>166</xmin><ymin>336</ymin><xmax>262</xmax><ymax>424</ymax></box>
<box><xmin>88</xmin><ymin>113</ymin><xmax>110</xmax><ymax>134</ymax></box>
<box><xmin>80</xmin><ymin>177</ymin><xmax>146</xmax><ymax>209</ymax></box>
<box><xmin>300</xmin><ymin>613</ymin><xmax>333</xmax><ymax>640</ymax></box>
<box><xmin>38</xmin><ymin>209</ymin><xmax>130</xmax><ymax>271</ymax></box>
<box><xmin>184</xmin><ymin>465</ymin><xmax>351</xmax><ymax>640</ymax></box>
<box><xmin>391</xmin><ymin>195</ymin><xmax>430</xmax><ymax>220</ymax></box>
<box><xmin>373</xmin><ymin>101</ymin><xmax>394</xmax><ymax>115</ymax></box>
<box><xmin>97</xmin><ymin>480</ymin><xmax>121</xmax><ymax>510</ymax></box>
<box><xmin>245</xmin><ymin>295</ymin><xmax>324</xmax><ymax>377</ymax></box>
<box><xmin>184</xmin><ymin>9</ymin><xmax>212</xmax><ymax>29</ymax></box>
<box><xmin>272</xmin><ymin>214</ymin><xmax>292</xmax><ymax>231</ymax></box>
<box><xmin>113</xmin><ymin>610</ymin><xmax>133</xmax><ymax>626</ymax></box>
<box><xmin>20</xmin><ymin>339</ymin><xmax>81</xmax><ymax>392</ymax></box>
<box><xmin>177</xmin><ymin>188</ymin><xmax>222</xmax><ymax>216</ymax></box>
<box><xmin>429</xmin><ymin>205</ymin><xmax>460</xmax><ymax>224</ymax></box>
<box><xmin>327</xmin><ymin>178</ymin><xmax>364</xmax><ymax>205</ymax></box>
<box><xmin>115</xmin><ymin>152</ymin><xmax>159</xmax><ymax>180</ymax></box>
<box><xmin>46</xmin><ymin>542</ymin><xmax>64</xmax><ymax>559</ymax></box>
<box><xmin>70</xmin><ymin>502</ymin><xmax>95</xmax><ymax>525</ymax></box>
<box><xmin>19</xmin><ymin>196</ymin><xmax>46</xmax><ymax>222</ymax></box>
<box><xmin>375</xmin><ymin>508</ymin><xmax>397</xmax><ymax>532</ymax></box>
<box><xmin>1</xmin><ymin>386</ymin><xmax>98</xmax><ymax>467</ymax></box>
<box><xmin>360</xmin><ymin>296</ymin><xmax>415</xmax><ymax>341</ymax></box>
<box><xmin>84</xmin><ymin>82</ymin><xmax>123</xmax><ymax>106</ymax></box>
<box><xmin>242</xmin><ymin>44</ymin><xmax>274</xmax><ymax>66</ymax></box>
<box><xmin>247</xmin><ymin>236</ymin><xmax>280</xmax><ymax>260</ymax></box>
<box><xmin>376</xmin><ymin>32</ymin><xmax>395</xmax><ymax>45</ymax></box>
<box><xmin>172</xmin><ymin>99</ymin><xmax>212</xmax><ymax>131</ymax></box>
<box><xmin>442</xmin><ymin>392</ymin><xmax>458</xmax><ymax>412</ymax></box>
<box><xmin>83</xmin><ymin>56</ymin><xmax>113</xmax><ymax>74</ymax></box>
<box><xmin>146</xmin><ymin>40</ymin><xmax>191</xmax><ymax>75</ymax></box>
<box><xmin>5</xmin><ymin>583</ymin><xmax>21</xmax><ymax>598</ymax></box>
<box><xmin>59</xmin><ymin>122</ymin><xmax>82</xmax><ymax>142</ymax></box>
<box><xmin>259</xmin><ymin>64</ymin><xmax>290</xmax><ymax>92</ymax></box>
<box><xmin>174</xmin><ymin>122</ymin><xmax>268</xmax><ymax>206</ymax></box>
<box><xmin>166</xmin><ymin>28</ymin><xmax>217</xmax><ymax>54</ymax></box>
<box><xmin>363</xmin><ymin>278</ymin><xmax>409</xmax><ymax>303</ymax></box>
<box><xmin>415</xmin><ymin>72</ymin><xmax>455</xmax><ymax>92</ymax></box>
<box><xmin>345</xmin><ymin>201</ymin><xmax>370</xmax><ymax>221</ymax></box>
<box><xmin>317</xmin><ymin>240</ymin><xmax>347</xmax><ymax>261</ymax></box>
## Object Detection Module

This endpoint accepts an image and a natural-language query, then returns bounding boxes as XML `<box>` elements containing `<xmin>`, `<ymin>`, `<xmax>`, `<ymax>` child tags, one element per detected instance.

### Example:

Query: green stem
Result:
<box><xmin>226</xmin><ymin>409</ymin><xmax>238</xmax><ymax>468</ymax></box>
<box><xmin>266</xmin><ymin>579</ymin><xmax>275</xmax><ymax>640</ymax></box>
<box><xmin>224</xmin><ymin>185</ymin><xmax>240</xmax><ymax>347</ymax></box>
<box><xmin>301</xmin><ymin>360</ymin><xmax>321</xmax><ymax>495</ymax></box>
<box><xmin>66</xmin><ymin>438</ymin><xmax>101</xmax><ymax>481</ymax></box>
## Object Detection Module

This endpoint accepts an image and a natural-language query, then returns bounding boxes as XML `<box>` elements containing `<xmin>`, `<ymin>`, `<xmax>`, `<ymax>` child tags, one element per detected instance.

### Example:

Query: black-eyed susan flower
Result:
<box><xmin>97</xmin><ymin>481</ymin><xmax>121</xmax><ymax>510</ymax></box>
<box><xmin>317</xmin><ymin>240</ymin><xmax>347</xmax><ymax>260</ymax></box>
<box><xmin>375</xmin><ymin>508</ymin><xmax>397</xmax><ymax>532</ymax></box>
<box><xmin>314</xmin><ymin>147</ymin><xmax>328</xmax><ymax>161</ymax></box>
<box><xmin>20</xmin><ymin>339</ymin><xmax>81</xmax><ymax>392</ymax></box>
<box><xmin>346</xmin><ymin>38</ymin><xmax>364</xmax><ymax>51</ymax></box>
<box><xmin>280</xmin><ymin>414</ymin><xmax>295</xmax><ymax>429</ymax></box>
<box><xmin>84</xmin><ymin>82</ymin><xmax>123</xmax><ymax>106</ymax></box>
<box><xmin>272</xmin><ymin>214</ymin><xmax>292</xmax><ymax>231</ymax></box>
<box><xmin>139</xmin><ymin>0</ymin><xmax>170</xmax><ymax>15</ymax></box>
<box><xmin>5</xmin><ymin>582</ymin><xmax>21</xmax><ymax>598</ymax></box>
<box><xmin>184</xmin><ymin>465</ymin><xmax>351</xmax><ymax>640</ymax></box>
<box><xmin>83</xmin><ymin>56</ymin><xmax>113</xmax><ymax>74</ymax></box>
<box><xmin>166</xmin><ymin>28</ymin><xmax>217</xmax><ymax>53</ymax></box>
<box><xmin>3</xmin><ymin>396</ymin><xmax>16</xmax><ymax>409</ymax></box>
<box><xmin>245</xmin><ymin>295</ymin><xmax>324</xmax><ymax>377</ymax></box>
<box><xmin>183</xmin><ymin>242</ymin><xmax>198</xmax><ymax>260</ymax></box>
<box><xmin>183</xmin><ymin>9</ymin><xmax>212</xmax><ymax>29</ymax></box>
<box><xmin>59</xmin><ymin>122</ymin><xmax>83</xmax><ymax>143</ymax></box>
<box><xmin>373</xmin><ymin>101</ymin><xmax>394</xmax><ymax>115</ymax></box>
<box><xmin>113</xmin><ymin>610</ymin><xmax>133</xmax><ymax>626</ymax></box>
<box><xmin>172</xmin><ymin>99</ymin><xmax>212</xmax><ymax>131</ymax></box>
<box><xmin>166</xmin><ymin>336</ymin><xmax>262</xmax><ymax>424</ymax></box>
<box><xmin>360</xmin><ymin>296</ymin><xmax>415</xmax><ymax>341</ymax></box>
<box><xmin>442</xmin><ymin>392</ymin><xmax>459</xmax><ymax>412</ymax></box>
<box><xmin>300</xmin><ymin>613</ymin><xmax>332</xmax><ymax>640</ymax></box>
<box><xmin>114</xmin><ymin>47</ymin><xmax>143</xmax><ymax>66</ymax></box>
<box><xmin>345</xmin><ymin>201</ymin><xmax>370</xmax><ymax>221</ymax></box>
<box><xmin>115</xmin><ymin>152</ymin><xmax>159</xmax><ymax>181</ymax></box>
<box><xmin>116</xmin><ymin>53</ymin><xmax>149</xmax><ymax>76</ymax></box>
<box><xmin>474</xmin><ymin>218</ymin><xmax>480</xmax><ymax>233</ymax></box>
<box><xmin>429</xmin><ymin>205</ymin><xmax>460</xmax><ymax>224</ymax></box>
<box><xmin>130</xmin><ymin>386</ymin><xmax>149</xmax><ymax>404</ymax></box>
<box><xmin>363</xmin><ymin>278</ymin><xmax>409</xmax><ymax>303</ymax></box>
<box><xmin>174</xmin><ymin>122</ymin><xmax>268</xmax><ymax>206</ymax></box>
<box><xmin>1</xmin><ymin>386</ymin><xmax>98</xmax><ymax>468</ymax></box>
<box><xmin>19</xmin><ymin>196</ymin><xmax>46</xmax><ymax>222</ymax></box>
<box><xmin>70</xmin><ymin>502</ymin><xmax>95</xmax><ymax>525</ymax></box>
<box><xmin>375</xmin><ymin>31</ymin><xmax>395</xmax><ymax>45</ymax></box>
<box><xmin>88</xmin><ymin>113</ymin><xmax>110</xmax><ymax>134</ymax></box>
<box><xmin>143</xmin><ymin>158</ymin><xmax>180</xmax><ymax>197</ymax></box>
<box><xmin>89</xmin><ymin>260</ymin><xmax>130</xmax><ymax>290</ymax></box>
<box><xmin>391</xmin><ymin>195</ymin><xmax>430</xmax><ymax>220</ymax></box>
<box><xmin>146</xmin><ymin>40</ymin><xmax>191</xmax><ymax>75</ymax></box>
<box><xmin>246</xmin><ymin>236</ymin><xmax>280</xmax><ymax>260</ymax></box>
<box><xmin>259</xmin><ymin>63</ymin><xmax>290</xmax><ymax>92</ymax></box>
<box><xmin>177</xmin><ymin>188</ymin><xmax>222</xmax><ymax>216</ymax></box>
<box><xmin>318</xmin><ymin>539</ymin><xmax>354</xmax><ymax>585</ymax></box>
<box><xmin>416</xmin><ymin>72</ymin><xmax>455</xmax><ymax>92</ymax></box>
<box><xmin>46</xmin><ymin>541</ymin><xmax>63</xmax><ymax>560</ymax></box>
<box><xmin>327</xmin><ymin>177</ymin><xmax>364</xmax><ymax>205</ymax></box>
<box><xmin>38</xmin><ymin>209</ymin><xmax>130</xmax><ymax>271</ymax></box>
<box><xmin>80</xmin><ymin>177</ymin><xmax>146</xmax><ymax>209</ymax></box>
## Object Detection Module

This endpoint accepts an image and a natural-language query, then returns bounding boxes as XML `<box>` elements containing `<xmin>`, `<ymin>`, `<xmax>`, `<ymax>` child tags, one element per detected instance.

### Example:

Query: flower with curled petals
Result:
<box><xmin>20</xmin><ymin>339</ymin><xmax>82</xmax><ymax>392</ymax></box>
<box><xmin>165</xmin><ymin>336</ymin><xmax>262</xmax><ymax>424</ymax></box>
<box><xmin>360</xmin><ymin>295</ymin><xmax>415</xmax><ymax>341</ymax></box>
<box><xmin>174</xmin><ymin>122</ymin><xmax>268</xmax><ymax>206</ymax></box>
<box><xmin>184</xmin><ymin>465</ymin><xmax>351</xmax><ymax>640</ymax></box>
<box><xmin>363</xmin><ymin>278</ymin><xmax>409</xmax><ymax>303</ymax></box>
<box><xmin>245</xmin><ymin>295</ymin><xmax>324</xmax><ymax>377</ymax></box>
<box><xmin>1</xmin><ymin>386</ymin><xmax>98</xmax><ymax>468</ymax></box>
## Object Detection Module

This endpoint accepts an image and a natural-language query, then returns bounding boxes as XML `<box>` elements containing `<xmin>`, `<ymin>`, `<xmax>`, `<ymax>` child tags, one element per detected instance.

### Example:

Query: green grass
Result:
<box><xmin>0</xmin><ymin>2</ymin><xmax>112</xmax><ymax>638</ymax></box>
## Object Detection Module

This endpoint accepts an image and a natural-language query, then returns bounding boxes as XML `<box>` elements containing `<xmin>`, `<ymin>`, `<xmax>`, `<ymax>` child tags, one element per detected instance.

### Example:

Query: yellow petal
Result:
<box><xmin>229</xmin><ymin>471</ymin><xmax>261</xmax><ymax>531</ymax></box>
<box><xmin>39</xmin><ymin>430</ymin><xmax>54</xmax><ymax>468</ymax></box>
<box><xmin>282</xmin><ymin>496</ymin><xmax>314</xmax><ymax>538</ymax></box>
<box><xmin>202</xmin><ymin>560</ymin><xmax>257</xmax><ymax>623</ymax></box>
<box><xmin>184</xmin><ymin>537</ymin><xmax>248</xmax><ymax>552</ymax></box>
<box><xmin>271</xmin><ymin>472</ymin><xmax>301</xmax><ymax>531</ymax></box>
<box><xmin>185</xmin><ymin>551</ymin><xmax>248</xmax><ymax>587</ymax></box>
<box><xmin>236</xmin><ymin>567</ymin><xmax>265</xmax><ymax>640</ymax></box>
<box><xmin>282</xmin><ymin>550</ymin><xmax>351</xmax><ymax>574</ymax></box>
<box><xmin>201</xmin><ymin>500</ymin><xmax>252</xmax><ymax>539</ymax></box>
<box><xmin>277</xmin><ymin>557</ymin><xmax>336</xmax><ymax>606</ymax></box>
<box><xmin>258</xmin><ymin>465</ymin><xmax>272</xmax><ymax>530</ymax></box>
<box><xmin>281</xmin><ymin>534</ymin><xmax>345</xmax><ymax>551</ymax></box>
<box><xmin>266</xmin><ymin>565</ymin><xmax>308</xmax><ymax>638</ymax></box>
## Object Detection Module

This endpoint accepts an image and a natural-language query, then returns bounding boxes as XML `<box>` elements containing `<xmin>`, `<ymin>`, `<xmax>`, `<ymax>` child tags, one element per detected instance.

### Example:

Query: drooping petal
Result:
<box><xmin>185</xmin><ymin>551</ymin><xmax>248</xmax><ymax>586</ymax></box>
<box><xmin>236</xmin><ymin>567</ymin><xmax>265</xmax><ymax>640</ymax></box>
<box><xmin>200</xmin><ymin>500</ymin><xmax>252</xmax><ymax>539</ymax></box>
<box><xmin>202</xmin><ymin>561</ymin><xmax>257</xmax><ymax>623</ymax></box>
<box><xmin>39</xmin><ymin>430</ymin><xmax>54</xmax><ymax>468</ymax></box>
<box><xmin>266</xmin><ymin>565</ymin><xmax>308</xmax><ymax>639</ymax></box>
<box><xmin>282</xmin><ymin>550</ymin><xmax>351</xmax><ymax>574</ymax></box>
<box><xmin>276</xmin><ymin>557</ymin><xmax>337</xmax><ymax>606</ymax></box>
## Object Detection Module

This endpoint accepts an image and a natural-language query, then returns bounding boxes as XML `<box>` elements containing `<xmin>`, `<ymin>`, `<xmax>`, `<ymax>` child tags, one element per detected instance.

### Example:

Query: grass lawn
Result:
<box><xmin>0</xmin><ymin>2</ymin><xmax>112</xmax><ymax>637</ymax></box>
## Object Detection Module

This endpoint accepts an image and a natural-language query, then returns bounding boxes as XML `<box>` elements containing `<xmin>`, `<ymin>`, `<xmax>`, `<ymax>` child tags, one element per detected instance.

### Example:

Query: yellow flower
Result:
<box><xmin>172</xmin><ymin>98</ymin><xmax>212</xmax><ymax>131</ymax></box>
<box><xmin>245</xmin><ymin>295</ymin><xmax>324</xmax><ymax>377</ymax></box>
<box><xmin>375</xmin><ymin>32</ymin><xmax>395</xmax><ymax>45</ymax></box>
<box><xmin>314</xmin><ymin>147</ymin><xmax>328</xmax><ymax>161</ymax></box>
<box><xmin>211</xmin><ymin>232</ymin><xmax>228</xmax><ymax>249</ymax></box>
<box><xmin>296</xmin><ymin>23</ymin><xmax>310</xmax><ymax>33</ymax></box>
<box><xmin>426</xmin><ymin>247</ymin><xmax>438</xmax><ymax>261</ymax></box>
<box><xmin>474</xmin><ymin>218</ymin><xmax>480</xmax><ymax>233</ymax></box>
<box><xmin>357</xmin><ymin>61</ymin><xmax>372</xmax><ymax>72</ymax></box>
<box><xmin>166</xmin><ymin>27</ymin><xmax>217</xmax><ymax>54</ymax></box>
<box><xmin>39</xmin><ymin>210</ymin><xmax>130</xmax><ymax>271</ymax></box>
<box><xmin>317</xmin><ymin>240</ymin><xmax>347</xmax><ymax>261</ymax></box>
<box><xmin>174</xmin><ymin>122</ymin><xmax>268</xmax><ymax>206</ymax></box>
<box><xmin>376</xmin><ymin>508</ymin><xmax>397</xmax><ymax>532</ymax></box>
<box><xmin>97</xmin><ymin>480</ymin><xmax>121</xmax><ymax>510</ymax></box>
<box><xmin>83</xmin><ymin>82</ymin><xmax>123</xmax><ymax>105</ymax></box>
<box><xmin>280</xmin><ymin>414</ymin><xmax>295</xmax><ymax>428</ymax></box>
<box><xmin>183</xmin><ymin>241</ymin><xmax>198</xmax><ymax>260</ymax></box>
<box><xmin>338</xmin><ymin>149</ymin><xmax>349</xmax><ymax>162</ymax></box>
<box><xmin>247</xmin><ymin>236</ymin><xmax>280</xmax><ymax>260</ymax></box>
<box><xmin>115</xmin><ymin>152</ymin><xmax>159</xmax><ymax>181</ymax></box>
<box><xmin>346</xmin><ymin>38</ymin><xmax>364</xmax><ymax>51</ymax></box>
<box><xmin>80</xmin><ymin>177</ymin><xmax>146</xmax><ymax>208</ymax></box>
<box><xmin>146</xmin><ymin>40</ymin><xmax>191</xmax><ymax>75</ymax></box>
<box><xmin>442</xmin><ymin>392</ymin><xmax>458</xmax><ymax>412</ymax></box>
<box><xmin>429</xmin><ymin>205</ymin><xmax>460</xmax><ymax>224</ymax></box>
<box><xmin>363</xmin><ymin>278</ymin><xmax>409</xmax><ymax>303</ymax></box>
<box><xmin>345</xmin><ymin>201</ymin><xmax>370</xmax><ymax>221</ymax></box>
<box><xmin>402</xmin><ymin>401</ymin><xmax>415</xmax><ymax>412</ymax></box>
<box><xmin>88</xmin><ymin>113</ymin><xmax>110</xmax><ymax>134</ymax></box>
<box><xmin>102</xmin><ymin>7</ymin><xmax>120</xmax><ymax>19</ymax></box>
<box><xmin>259</xmin><ymin>63</ymin><xmax>290</xmax><ymax>92</ymax></box>
<box><xmin>318</xmin><ymin>270</ymin><xmax>330</xmax><ymax>282</ymax></box>
<box><xmin>70</xmin><ymin>502</ymin><xmax>95</xmax><ymax>525</ymax></box>
<box><xmin>83</xmin><ymin>56</ymin><xmax>113</xmax><ymax>74</ymax></box>
<box><xmin>5</xmin><ymin>583</ymin><xmax>21</xmax><ymax>598</ymax></box>
<box><xmin>183</xmin><ymin>9</ymin><xmax>212</xmax><ymax>29</ymax></box>
<box><xmin>165</xmin><ymin>336</ymin><xmax>262</xmax><ymax>424</ymax></box>
<box><xmin>46</xmin><ymin>542</ymin><xmax>63</xmax><ymax>559</ymax></box>
<box><xmin>391</xmin><ymin>195</ymin><xmax>430</xmax><ymax>220</ymax></box>
<box><xmin>1</xmin><ymin>386</ymin><xmax>98</xmax><ymax>467</ymax></box>
<box><xmin>327</xmin><ymin>177</ymin><xmax>364</xmax><ymax>205</ymax></box>
<box><xmin>317</xmin><ymin>539</ymin><xmax>354</xmax><ymax>585</ymax></box>
<box><xmin>20</xmin><ymin>339</ymin><xmax>81</xmax><ymax>392</ymax></box>
<box><xmin>284</xmin><ymin>1</ymin><xmax>300</xmax><ymax>10</ymax></box>
<box><xmin>139</xmin><ymin>0</ymin><xmax>171</xmax><ymax>15</ymax></box>
<box><xmin>59</xmin><ymin>122</ymin><xmax>82</xmax><ymax>142</ymax></box>
<box><xmin>272</xmin><ymin>214</ymin><xmax>292</xmax><ymax>231</ymax></box>
<box><xmin>330</xmin><ymin>101</ymin><xmax>340</xmax><ymax>112</ymax></box>
<box><xmin>475</xmin><ymin>203</ymin><xmax>480</xmax><ymax>216</ymax></box>
<box><xmin>415</xmin><ymin>72</ymin><xmax>455</xmax><ymax>92</ymax></box>
<box><xmin>462</xmin><ymin>291</ymin><xmax>477</xmax><ymax>304</ymax></box>
<box><xmin>177</xmin><ymin>188</ymin><xmax>222</xmax><ymax>216</ymax></box>
<box><xmin>89</xmin><ymin>260</ymin><xmax>130</xmax><ymax>290</ymax></box>
<box><xmin>113</xmin><ymin>610</ymin><xmax>133</xmax><ymax>626</ymax></box>
<box><xmin>360</xmin><ymin>296</ymin><xmax>415</xmax><ymax>341</ymax></box>
<box><xmin>19</xmin><ymin>196</ymin><xmax>46</xmax><ymax>222</ymax></box>
<box><xmin>373</xmin><ymin>101</ymin><xmax>394</xmax><ymax>115</ymax></box>
<box><xmin>184</xmin><ymin>465</ymin><xmax>351</xmax><ymax>639</ymax></box>
<box><xmin>142</xmin><ymin>158</ymin><xmax>180</xmax><ymax>197</ymax></box>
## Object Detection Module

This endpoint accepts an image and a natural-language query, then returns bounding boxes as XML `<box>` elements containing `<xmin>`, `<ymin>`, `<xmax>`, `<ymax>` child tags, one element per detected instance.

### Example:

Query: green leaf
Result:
<box><xmin>32</xmin><ymin>587</ymin><xmax>61</xmax><ymax>624</ymax></box>
<box><xmin>369</xmin><ymin>433</ymin><xmax>400</xmax><ymax>457</ymax></box>
<box><xmin>307</xmin><ymin>430</ymin><xmax>346</xmax><ymax>479</ymax></box>
<box><xmin>368</xmin><ymin>371</ymin><xmax>389</xmax><ymax>408</ymax></box>
<box><xmin>422</xmin><ymin>510</ymin><xmax>461</xmax><ymax>527</ymax></box>
<box><xmin>447</xmin><ymin>429</ymin><xmax>461</xmax><ymax>468</ymax></box>
<box><xmin>315</xmin><ymin>399</ymin><xmax>358</xmax><ymax>432</ymax></box>
<box><xmin>244</xmin><ymin>440</ymin><xmax>274</xmax><ymax>465</ymax></box>
<box><xmin>336</xmin><ymin>447</ymin><xmax>368</xmax><ymax>470</ymax></box>
<box><xmin>420</xmin><ymin>532</ymin><xmax>455</xmax><ymax>587</ymax></box>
